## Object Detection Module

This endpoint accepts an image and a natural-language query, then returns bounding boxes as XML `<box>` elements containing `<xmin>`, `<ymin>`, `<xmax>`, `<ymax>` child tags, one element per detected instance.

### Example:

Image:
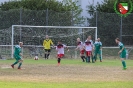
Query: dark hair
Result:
<box><xmin>115</xmin><ymin>38</ymin><xmax>120</xmax><ymax>41</ymax></box>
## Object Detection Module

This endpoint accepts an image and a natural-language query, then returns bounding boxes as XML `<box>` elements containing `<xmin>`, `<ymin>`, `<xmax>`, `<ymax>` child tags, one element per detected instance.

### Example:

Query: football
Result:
<box><xmin>34</xmin><ymin>56</ymin><xmax>39</xmax><ymax>60</ymax></box>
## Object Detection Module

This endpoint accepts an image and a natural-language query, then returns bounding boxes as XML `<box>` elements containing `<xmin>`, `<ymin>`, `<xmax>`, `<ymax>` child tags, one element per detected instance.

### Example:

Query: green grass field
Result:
<box><xmin>0</xmin><ymin>59</ymin><xmax>133</xmax><ymax>88</ymax></box>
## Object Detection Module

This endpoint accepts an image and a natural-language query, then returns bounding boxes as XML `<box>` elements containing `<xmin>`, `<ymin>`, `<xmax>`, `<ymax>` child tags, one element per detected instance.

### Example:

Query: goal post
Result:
<box><xmin>11</xmin><ymin>25</ymin><xmax>97</xmax><ymax>58</ymax></box>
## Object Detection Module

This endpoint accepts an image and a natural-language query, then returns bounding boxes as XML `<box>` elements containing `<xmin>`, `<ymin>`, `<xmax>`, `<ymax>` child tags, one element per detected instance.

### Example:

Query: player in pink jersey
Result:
<box><xmin>84</xmin><ymin>38</ymin><xmax>93</xmax><ymax>63</ymax></box>
<box><xmin>56</xmin><ymin>41</ymin><xmax>69</xmax><ymax>66</ymax></box>
<box><xmin>75</xmin><ymin>38</ymin><xmax>85</xmax><ymax>62</ymax></box>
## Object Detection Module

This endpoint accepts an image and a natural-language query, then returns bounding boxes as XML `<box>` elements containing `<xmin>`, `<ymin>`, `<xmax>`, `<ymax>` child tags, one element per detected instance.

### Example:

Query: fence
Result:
<box><xmin>88</xmin><ymin>11</ymin><xmax>133</xmax><ymax>46</ymax></box>
<box><xmin>0</xmin><ymin>9</ymin><xmax>133</xmax><ymax>59</ymax></box>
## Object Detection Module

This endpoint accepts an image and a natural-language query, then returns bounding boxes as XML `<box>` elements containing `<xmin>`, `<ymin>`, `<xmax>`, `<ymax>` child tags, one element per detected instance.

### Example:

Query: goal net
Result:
<box><xmin>9</xmin><ymin>25</ymin><xmax>97</xmax><ymax>59</ymax></box>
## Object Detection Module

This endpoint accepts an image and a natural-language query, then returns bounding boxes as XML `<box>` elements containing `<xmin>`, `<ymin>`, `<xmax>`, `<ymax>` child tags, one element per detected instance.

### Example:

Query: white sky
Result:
<box><xmin>0</xmin><ymin>0</ymin><xmax>9</xmax><ymax>3</ymax></box>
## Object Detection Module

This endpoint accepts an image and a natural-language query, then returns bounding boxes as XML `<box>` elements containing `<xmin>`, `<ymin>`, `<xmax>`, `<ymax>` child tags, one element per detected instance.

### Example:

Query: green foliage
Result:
<box><xmin>62</xmin><ymin>0</ymin><xmax>85</xmax><ymax>25</ymax></box>
<box><xmin>0</xmin><ymin>0</ymin><xmax>84</xmax><ymax>28</ymax></box>
<box><xmin>0</xmin><ymin>0</ymin><xmax>65</xmax><ymax>11</ymax></box>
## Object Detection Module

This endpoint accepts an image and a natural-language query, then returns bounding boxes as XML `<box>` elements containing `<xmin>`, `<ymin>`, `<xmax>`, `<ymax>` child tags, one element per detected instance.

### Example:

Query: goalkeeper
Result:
<box><xmin>43</xmin><ymin>35</ymin><xmax>54</xmax><ymax>59</ymax></box>
<box><xmin>93</xmin><ymin>38</ymin><xmax>102</xmax><ymax>62</ymax></box>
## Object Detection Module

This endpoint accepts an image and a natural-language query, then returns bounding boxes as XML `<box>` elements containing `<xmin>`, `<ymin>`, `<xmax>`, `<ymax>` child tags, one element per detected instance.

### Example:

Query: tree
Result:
<box><xmin>86</xmin><ymin>0</ymin><xmax>133</xmax><ymax>46</ymax></box>
<box><xmin>0</xmin><ymin>0</ymin><xmax>84</xmax><ymax>27</ymax></box>
<box><xmin>0</xmin><ymin>0</ymin><xmax>84</xmax><ymax>45</ymax></box>
<box><xmin>62</xmin><ymin>0</ymin><xmax>85</xmax><ymax>25</ymax></box>
<box><xmin>0</xmin><ymin>0</ymin><xmax>64</xmax><ymax>11</ymax></box>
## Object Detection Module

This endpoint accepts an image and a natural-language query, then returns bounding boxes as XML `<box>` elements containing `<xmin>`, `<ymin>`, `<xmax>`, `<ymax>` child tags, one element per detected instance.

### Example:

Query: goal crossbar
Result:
<box><xmin>12</xmin><ymin>25</ymin><xmax>97</xmax><ymax>29</ymax></box>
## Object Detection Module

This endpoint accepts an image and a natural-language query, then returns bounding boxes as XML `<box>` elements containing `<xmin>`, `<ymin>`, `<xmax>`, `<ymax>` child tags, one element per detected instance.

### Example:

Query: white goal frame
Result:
<box><xmin>11</xmin><ymin>25</ymin><xmax>97</xmax><ymax>58</ymax></box>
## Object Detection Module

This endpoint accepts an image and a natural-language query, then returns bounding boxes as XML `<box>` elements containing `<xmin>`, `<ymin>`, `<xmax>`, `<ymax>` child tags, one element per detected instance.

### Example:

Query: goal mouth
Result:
<box><xmin>0</xmin><ymin>25</ymin><xmax>98</xmax><ymax>58</ymax></box>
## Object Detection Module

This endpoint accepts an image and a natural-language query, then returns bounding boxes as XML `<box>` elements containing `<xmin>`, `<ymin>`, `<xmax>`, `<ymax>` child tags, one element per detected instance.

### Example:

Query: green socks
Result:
<box><xmin>13</xmin><ymin>61</ymin><xmax>19</xmax><ymax>65</ymax></box>
<box><xmin>91</xmin><ymin>56</ymin><xmax>94</xmax><ymax>63</ymax></box>
<box><xmin>18</xmin><ymin>63</ymin><xmax>22</xmax><ymax>68</ymax></box>
<box><xmin>122</xmin><ymin>60</ymin><xmax>126</xmax><ymax>68</ymax></box>
<box><xmin>99</xmin><ymin>56</ymin><xmax>102</xmax><ymax>61</ymax></box>
<box><xmin>85</xmin><ymin>57</ymin><xmax>88</xmax><ymax>62</ymax></box>
<box><xmin>12</xmin><ymin>61</ymin><xmax>23</xmax><ymax>69</ymax></box>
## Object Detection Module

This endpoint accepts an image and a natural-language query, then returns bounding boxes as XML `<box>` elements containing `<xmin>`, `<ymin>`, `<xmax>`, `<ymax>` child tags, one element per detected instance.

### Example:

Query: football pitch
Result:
<box><xmin>0</xmin><ymin>58</ymin><xmax>133</xmax><ymax>88</ymax></box>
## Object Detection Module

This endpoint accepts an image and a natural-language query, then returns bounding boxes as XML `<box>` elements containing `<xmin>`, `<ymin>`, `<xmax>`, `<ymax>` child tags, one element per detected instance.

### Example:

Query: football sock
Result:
<box><xmin>88</xmin><ymin>56</ymin><xmax>90</xmax><ymax>62</ymax></box>
<box><xmin>83</xmin><ymin>56</ymin><xmax>85</xmax><ymax>58</ymax></box>
<box><xmin>95</xmin><ymin>55</ymin><xmax>97</xmax><ymax>61</ymax></box>
<box><xmin>44</xmin><ymin>54</ymin><xmax>47</xmax><ymax>58</ymax></box>
<box><xmin>83</xmin><ymin>56</ymin><xmax>85</xmax><ymax>62</ymax></box>
<box><xmin>93</xmin><ymin>55</ymin><xmax>96</xmax><ymax>61</ymax></box>
<box><xmin>47</xmin><ymin>54</ymin><xmax>50</xmax><ymax>59</ymax></box>
<box><xmin>81</xmin><ymin>56</ymin><xmax>85</xmax><ymax>62</ymax></box>
<box><xmin>18</xmin><ymin>63</ymin><xmax>22</xmax><ymax>68</ymax></box>
<box><xmin>12</xmin><ymin>61</ymin><xmax>19</xmax><ymax>65</ymax></box>
<box><xmin>85</xmin><ymin>57</ymin><xmax>88</xmax><ymax>62</ymax></box>
<box><xmin>93</xmin><ymin>56</ymin><xmax>95</xmax><ymax>61</ymax></box>
<box><xmin>122</xmin><ymin>60</ymin><xmax>126</xmax><ymax>68</ymax></box>
<box><xmin>45</xmin><ymin>54</ymin><xmax>47</xmax><ymax>59</ymax></box>
<box><xmin>58</xmin><ymin>58</ymin><xmax>61</xmax><ymax>63</ymax></box>
<box><xmin>91</xmin><ymin>56</ymin><xmax>94</xmax><ymax>62</ymax></box>
<box><xmin>99</xmin><ymin>56</ymin><xmax>102</xmax><ymax>61</ymax></box>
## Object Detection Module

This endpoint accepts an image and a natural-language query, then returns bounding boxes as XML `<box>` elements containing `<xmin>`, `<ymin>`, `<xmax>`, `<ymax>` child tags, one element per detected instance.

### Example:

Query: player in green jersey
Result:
<box><xmin>115</xmin><ymin>38</ymin><xmax>127</xmax><ymax>70</ymax></box>
<box><xmin>93</xmin><ymin>38</ymin><xmax>102</xmax><ymax>62</ymax></box>
<box><xmin>11</xmin><ymin>42</ymin><xmax>23</xmax><ymax>69</ymax></box>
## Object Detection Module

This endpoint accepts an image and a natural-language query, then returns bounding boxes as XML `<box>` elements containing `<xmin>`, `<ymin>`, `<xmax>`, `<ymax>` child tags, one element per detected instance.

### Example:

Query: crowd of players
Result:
<box><xmin>10</xmin><ymin>35</ymin><xmax>127</xmax><ymax>70</ymax></box>
<box><xmin>43</xmin><ymin>35</ymin><xmax>102</xmax><ymax>66</ymax></box>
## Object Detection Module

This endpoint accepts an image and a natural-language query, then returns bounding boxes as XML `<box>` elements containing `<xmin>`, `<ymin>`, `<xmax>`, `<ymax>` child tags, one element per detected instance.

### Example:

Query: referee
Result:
<box><xmin>43</xmin><ymin>35</ymin><xmax>54</xmax><ymax>59</ymax></box>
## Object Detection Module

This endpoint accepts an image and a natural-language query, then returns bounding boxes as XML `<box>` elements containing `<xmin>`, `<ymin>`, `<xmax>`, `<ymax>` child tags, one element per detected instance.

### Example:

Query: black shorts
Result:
<box><xmin>45</xmin><ymin>49</ymin><xmax>51</xmax><ymax>52</ymax></box>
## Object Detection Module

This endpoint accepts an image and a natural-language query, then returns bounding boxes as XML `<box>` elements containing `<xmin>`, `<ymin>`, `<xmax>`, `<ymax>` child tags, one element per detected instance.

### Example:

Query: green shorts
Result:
<box><xmin>94</xmin><ymin>50</ymin><xmax>101</xmax><ymax>55</ymax></box>
<box><xmin>120</xmin><ymin>51</ymin><xmax>126</xmax><ymax>58</ymax></box>
<box><xmin>14</xmin><ymin>55</ymin><xmax>21</xmax><ymax>61</ymax></box>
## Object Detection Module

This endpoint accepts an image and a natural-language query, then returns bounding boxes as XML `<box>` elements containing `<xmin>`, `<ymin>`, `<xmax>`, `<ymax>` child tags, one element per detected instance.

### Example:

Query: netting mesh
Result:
<box><xmin>89</xmin><ymin>12</ymin><xmax>133</xmax><ymax>46</ymax></box>
<box><xmin>0</xmin><ymin>26</ymin><xmax>96</xmax><ymax>59</ymax></box>
<box><xmin>12</xmin><ymin>26</ymin><xmax>96</xmax><ymax>45</ymax></box>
